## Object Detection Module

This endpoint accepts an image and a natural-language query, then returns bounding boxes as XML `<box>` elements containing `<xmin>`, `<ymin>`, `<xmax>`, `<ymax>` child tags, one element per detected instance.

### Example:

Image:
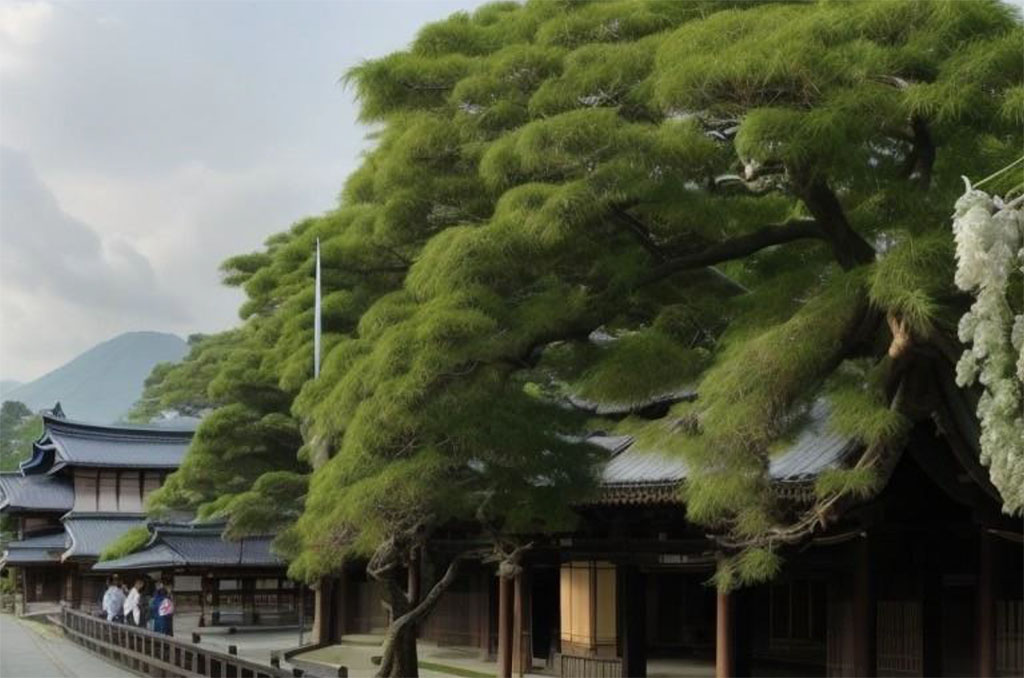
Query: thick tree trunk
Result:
<box><xmin>374</xmin><ymin>554</ymin><xmax>465</xmax><ymax>678</ymax></box>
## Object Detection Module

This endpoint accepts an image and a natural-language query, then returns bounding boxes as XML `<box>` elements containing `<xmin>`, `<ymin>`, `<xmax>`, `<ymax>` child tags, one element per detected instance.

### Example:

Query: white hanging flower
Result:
<box><xmin>952</xmin><ymin>177</ymin><xmax>1024</xmax><ymax>515</ymax></box>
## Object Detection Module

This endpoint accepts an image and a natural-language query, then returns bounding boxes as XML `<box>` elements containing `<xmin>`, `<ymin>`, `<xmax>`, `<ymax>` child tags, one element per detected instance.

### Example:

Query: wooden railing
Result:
<box><xmin>559</xmin><ymin>653</ymin><xmax>622</xmax><ymax>678</ymax></box>
<box><xmin>58</xmin><ymin>606</ymin><xmax>316</xmax><ymax>678</ymax></box>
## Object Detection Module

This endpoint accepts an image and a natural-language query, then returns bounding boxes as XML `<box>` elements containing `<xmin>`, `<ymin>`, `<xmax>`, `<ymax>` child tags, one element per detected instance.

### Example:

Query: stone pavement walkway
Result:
<box><xmin>0</xmin><ymin>613</ymin><xmax>136</xmax><ymax>678</ymax></box>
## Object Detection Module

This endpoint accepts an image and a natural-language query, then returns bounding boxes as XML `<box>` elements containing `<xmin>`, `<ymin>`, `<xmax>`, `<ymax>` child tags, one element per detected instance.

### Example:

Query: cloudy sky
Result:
<box><xmin>0</xmin><ymin>0</ymin><xmax>485</xmax><ymax>383</ymax></box>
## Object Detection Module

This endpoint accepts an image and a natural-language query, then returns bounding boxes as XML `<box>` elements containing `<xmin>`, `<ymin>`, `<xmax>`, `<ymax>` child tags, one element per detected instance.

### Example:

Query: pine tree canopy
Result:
<box><xmin>137</xmin><ymin>0</ymin><xmax>1023</xmax><ymax>588</ymax></box>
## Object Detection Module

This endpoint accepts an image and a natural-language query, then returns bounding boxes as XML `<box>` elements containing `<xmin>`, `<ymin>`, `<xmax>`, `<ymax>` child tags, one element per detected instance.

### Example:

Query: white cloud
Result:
<box><xmin>0</xmin><ymin>1</ymin><xmax>53</xmax><ymax>76</ymax></box>
<box><xmin>0</xmin><ymin>0</ymin><xmax>487</xmax><ymax>384</ymax></box>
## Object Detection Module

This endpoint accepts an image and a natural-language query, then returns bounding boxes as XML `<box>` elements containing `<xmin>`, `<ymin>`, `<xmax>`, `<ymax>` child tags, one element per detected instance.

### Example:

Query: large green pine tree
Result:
<box><xmin>136</xmin><ymin>1</ymin><xmax>1023</xmax><ymax>674</ymax></box>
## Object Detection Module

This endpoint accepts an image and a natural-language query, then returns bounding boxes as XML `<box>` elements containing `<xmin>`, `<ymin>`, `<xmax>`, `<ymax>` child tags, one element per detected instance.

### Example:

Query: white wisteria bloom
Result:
<box><xmin>952</xmin><ymin>179</ymin><xmax>1024</xmax><ymax>515</ymax></box>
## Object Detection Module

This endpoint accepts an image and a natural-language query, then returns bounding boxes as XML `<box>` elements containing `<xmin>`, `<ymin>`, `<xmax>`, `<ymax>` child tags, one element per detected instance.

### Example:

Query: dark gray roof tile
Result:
<box><xmin>62</xmin><ymin>514</ymin><xmax>148</xmax><ymax>560</ymax></box>
<box><xmin>92</xmin><ymin>523</ymin><xmax>282</xmax><ymax>571</ymax></box>
<box><xmin>0</xmin><ymin>473</ymin><xmax>74</xmax><ymax>512</ymax></box>
<box><xmin>2</xmin><ymin>531</ymin><xmax>68</xmax><ymax>566</ymax></box>
<box><xmin>41</xmin><ymin>415</ymin><xmax>193</xmax><ymax>471</ymax></box>
<box><xmin>600</xmin><ymin>399</ymin><xmax>855</xmax><ymax>488</ymax></box>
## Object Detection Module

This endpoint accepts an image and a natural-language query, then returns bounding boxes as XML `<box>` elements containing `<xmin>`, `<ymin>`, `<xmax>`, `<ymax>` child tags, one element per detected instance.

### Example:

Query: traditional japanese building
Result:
<box><xmin>94</xmin><ymin>521</ymin><xmax>312</xmax><ymax>627</ymax></box>
<box><xmin>0</xmin><ymin>407</ymin><xmax>192</xmax><ymax>612</ymax></box>
<box><xmin>307</xmin><ymin>365</ymin><xmax>1023</xmax><ymax>678</ymax></box>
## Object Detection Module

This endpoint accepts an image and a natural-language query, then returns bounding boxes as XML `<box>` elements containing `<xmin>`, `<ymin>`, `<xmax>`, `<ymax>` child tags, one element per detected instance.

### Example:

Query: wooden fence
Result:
<box><xmin>559</xmin><ymin>653</ymin><xmax>622</xmax><ymax>678</ymax></box>
<box><xmin>58</xmin><ymin>607</ymin><xmax>319</xmax><ymax>678</ymax></box>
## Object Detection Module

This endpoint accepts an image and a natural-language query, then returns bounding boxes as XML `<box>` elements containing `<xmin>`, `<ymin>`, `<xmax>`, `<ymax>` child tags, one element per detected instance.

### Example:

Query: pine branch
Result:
<box><xmin>610</xmin><ymin>206</ymin><xmax>668</xmax><ymax>262</ymax></box>
<box><xmin>906</xmin><ymin>115</ymin><xmax>935</xmax><ymax>190</ymax></box>
<box><xmin>794</xmin><ymin>177</ymin><xmax>876</xmax><ymax>269</ymax></box>
<box><xmin>639</xmin><ymin>218</ymin><xmax>823</xmax><ymax>286</ymax></box>
<box><xmin>342</xmin><ymin>263</ymin><xmax>410</xmax><ymax>275</ymax></box>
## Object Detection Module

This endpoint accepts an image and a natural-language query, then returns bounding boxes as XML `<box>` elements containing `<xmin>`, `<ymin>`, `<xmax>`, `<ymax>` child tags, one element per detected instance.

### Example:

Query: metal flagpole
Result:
<box><xmin>299</xmin><ymin>238</ymin><xmax>321</xmax><ymax>648</ymax></box>
<box><xmin>314</xmin><ymin>237</ymin><xmax>322</xmax><ymax>379</ymax></box>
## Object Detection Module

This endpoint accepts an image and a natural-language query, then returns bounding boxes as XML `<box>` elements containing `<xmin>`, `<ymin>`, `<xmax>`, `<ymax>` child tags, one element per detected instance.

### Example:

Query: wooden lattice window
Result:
<box><xmin>996</xmin><ymin>600</ymin><xmax>1023</xmax><ymax>677</ymax></box>
<box><xmin>876</xmin><ymin>600</ymin><xmax>922</xmax><ymax>677</ymax></box>
<box><xmin>769</xmin><ymin>579</ymin><xmax>827</xmax><ymax>649</ymax></box>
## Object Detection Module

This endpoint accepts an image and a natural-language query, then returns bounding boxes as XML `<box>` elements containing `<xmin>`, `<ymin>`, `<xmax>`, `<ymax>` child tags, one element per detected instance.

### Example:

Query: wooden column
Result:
<box><xmin>716</xmin><ymin>591</ymin><xmax>733</xmax><ymax>678</ymax></box>
<box><xmin>619</xmin><ymin>565</ymin><xmax>647</xmax><ymax>678</ymax></box>
<box><xmin>335</xmin><ymin>573</ymin><xmax>349</xmax><ymax>642</ymax></box>
<box><xmin>199</xmin><ymin>575</ymin><xmax>211</xmax><ymax>627</ymax></box>
<box><xmin>476</xmin><ymin>571</ymin><xmax>491</xmax><ymax>659</ymax></box>
<box><xmin>212</xmin><ymin>579</ymin><xmax>221</xmax><ymax>625</ymax></box>
<box><xmin>978</xmin><ymin>530</ymin><xmax>995</xmax><ymax>678</ymax></box>
<box><xmin>732</xmin><ymin>586</ymin><xmax>753</xmax><ymax>678</ymax></box>
<box><xmin>312</xmin><ymin>578</ymin><xmax>329</xmax><ymax>644</ymax></box>
<box><xmin>852</xmin><ymin>535</ymin><xmax>875</xmax><ymax>678</ymax></box>
<box><xmin>498</xmin><ymin>575</ymin><xmax>514</xmax><ymax>678</ymax></box>
<box><xmin>242</xmin><ymin>578</ymin><xmax>256</xmax><ymax>624</ymax></box>
<box><xmin>512</xmin><ymin>570</ymin><xmax>529</xmax><ymax>677</ymax></box>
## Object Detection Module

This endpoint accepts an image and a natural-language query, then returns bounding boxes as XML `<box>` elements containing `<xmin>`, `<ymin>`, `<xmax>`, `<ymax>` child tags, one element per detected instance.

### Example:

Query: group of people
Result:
<box><xmin>101</xmin><ymin>575</ymin><xmax>175</xmax><ymax>635</ymax></box>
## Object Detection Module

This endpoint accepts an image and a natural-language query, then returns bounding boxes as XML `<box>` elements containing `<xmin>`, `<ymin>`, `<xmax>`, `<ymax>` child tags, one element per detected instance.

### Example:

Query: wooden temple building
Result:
<box><xmin>94</xmin><ymin>521</ymin><xmax>312</xmax><ymax>627</ymax></box>
<box><xmin>0</xmin><ymin>407</ymin><xmax>308</xmax><ymax>625</ymax></box>
<box><xmin>308</xmin><ymin>367</ymin><xmax>1023</xmax><ymax>678</ymax></box>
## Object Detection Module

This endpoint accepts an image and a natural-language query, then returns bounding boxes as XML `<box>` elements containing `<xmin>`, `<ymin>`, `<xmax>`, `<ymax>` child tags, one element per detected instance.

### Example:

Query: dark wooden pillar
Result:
<box><xmin>716</xmin><ymin>591</ymin><xmax>733</xmax><ymax>678</ymax></box>
<box><xmin>199</xmin><ymin>575</ymin><xmax>212</xmax><ymax>627</ymax></box>
<box><xmin>498</xmin><ymin>575</ymin><xmax>514</xmax><ymax>678</ymax></box>
<box><xmin>619</xmin><ymin>565</ymin><xmax>647</xmax><ymax>678</ymax></box>
<box><xmin>852</xmin><ymin>535</ymin><xmax>875</xmax><ymax>678</ymax></box>
<box><xmin>978</xmin><ymin>530</ymin><xmax>995</xmax><ymax>678</ymax></box>
<box><xmin>212</xmin><ymin>579</ymin><xmax>221</xmax><ymax>625</ymax></box>
<box><xmin>512</xmin><ymin>570</ymin><xmax>530</xmax><ymax>677</ymax></box>
<box><xmin>242</xmin><ymin>578</ymin><xmax>256</xmax><ymax>624</ymax></box>
<box><xmin>335</xmin><ymin>573</ymin><xmax>349</xmax><ymax>642</ymax></box>
<box><xmin>922</xmin><ymin>560</ymin><xmax>942</xmax><ymax>677</ymax></box>
<box><xmin>732</xmin><ymin>586</ymin><xmax>753</xmax><ymax>678</ymax></box>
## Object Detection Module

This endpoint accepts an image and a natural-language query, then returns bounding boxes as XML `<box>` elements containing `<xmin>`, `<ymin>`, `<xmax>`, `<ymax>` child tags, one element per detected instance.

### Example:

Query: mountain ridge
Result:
<box><xmin>3</xmin><ymin>331</ymin><xmax>188</xmax><ymax>423</ymax></box>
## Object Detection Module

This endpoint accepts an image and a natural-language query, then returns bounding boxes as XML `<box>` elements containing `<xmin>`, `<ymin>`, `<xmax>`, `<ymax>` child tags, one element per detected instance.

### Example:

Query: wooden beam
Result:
<box><xmin>716</xmin><ymin>591</ymin><xmax>732</xmax><ymax>678</ymax></box>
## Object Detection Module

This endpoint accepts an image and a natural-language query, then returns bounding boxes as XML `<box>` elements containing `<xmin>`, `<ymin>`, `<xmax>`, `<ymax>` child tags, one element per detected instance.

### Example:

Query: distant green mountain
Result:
<box><xmin>0</xmin><ymin>380</ymin><xmax>21</xmax><ymax>397</ymax></box>
<box><xmin>4</xmin><ymin>332</ymin><xmax>188</xmax><ymax>423</ymax></box>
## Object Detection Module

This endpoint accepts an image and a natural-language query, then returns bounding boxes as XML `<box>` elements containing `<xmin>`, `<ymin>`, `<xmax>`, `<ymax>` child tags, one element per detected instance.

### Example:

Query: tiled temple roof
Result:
<box><xmin>0</xmin><ymin>472</ymin><xmax>73</xmax><ymax>512</ymax></box>
<box><xmin>62</xmin><ymin>513</ymin><xmax>148</xmax><ymax>561</ymax></box>
<box><xmin>93</xmin><ymin>523</ymin><xmax>282</xmax><ymax>571</ymax></box>
<box><xmin>590</xmin><ymin>399</ymin><xmax>857</xmax><ymax>505</ymax></box>
<box><xmin>20</xmin><ymin>415</ymin><xmax>194</xmax><ymax>474</ymax></box>
<box><xmin>1</xmin><ymin>531</ymin><xmax>67</xmax><ymax>566</ymax></box>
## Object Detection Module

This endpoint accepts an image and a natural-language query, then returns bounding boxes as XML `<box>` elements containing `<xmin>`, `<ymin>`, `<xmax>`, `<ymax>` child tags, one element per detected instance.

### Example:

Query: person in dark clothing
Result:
<box><xmin>150</xmin><ymin>582</ymin><xmax>175</xmax><ymax>636</ymax></box>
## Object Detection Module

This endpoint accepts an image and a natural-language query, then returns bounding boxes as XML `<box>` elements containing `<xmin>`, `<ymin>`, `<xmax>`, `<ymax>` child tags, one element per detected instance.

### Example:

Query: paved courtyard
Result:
<box><xmin>0</xmin><ymin>613</ymin><xmax>136</xmax><ymax>678</ymax></box>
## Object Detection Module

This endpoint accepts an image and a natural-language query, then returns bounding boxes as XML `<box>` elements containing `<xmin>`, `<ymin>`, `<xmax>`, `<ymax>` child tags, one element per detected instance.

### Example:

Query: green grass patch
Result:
<box><xmin>418</xmin><ymin>660</ymin><xmax>493</xmax><ymax>678</ymax></box>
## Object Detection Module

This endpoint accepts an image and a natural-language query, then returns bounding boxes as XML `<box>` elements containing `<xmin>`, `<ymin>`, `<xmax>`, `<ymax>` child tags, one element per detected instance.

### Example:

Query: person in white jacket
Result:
<box><xmin>102</xmin><ymin>576</ymin><xmax>126</xmax><ymax>622</ymax></box>
<box><xmin>123</xmin><ymin>579</ymin><xmax>144</xmax><ymax>626</ymax></box>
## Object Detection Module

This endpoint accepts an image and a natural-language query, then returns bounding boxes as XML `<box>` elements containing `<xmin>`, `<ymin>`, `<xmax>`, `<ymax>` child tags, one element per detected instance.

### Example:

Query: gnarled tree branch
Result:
<box><xmin>794</xmin><ymin>177</ymin><xmax>875</xmax><ymax>269</ymax></box>
<box><xmin>639</xmin><ymin>218</ymin><xmax>823</xmax><ymax>287</ymax></box>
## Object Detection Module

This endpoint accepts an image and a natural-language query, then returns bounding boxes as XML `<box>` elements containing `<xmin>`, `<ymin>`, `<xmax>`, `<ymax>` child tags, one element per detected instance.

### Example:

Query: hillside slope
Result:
<box><xmin>5</xmin><ymin>332</ymin><xmax>187</xmax><ymax>423</ymax></box>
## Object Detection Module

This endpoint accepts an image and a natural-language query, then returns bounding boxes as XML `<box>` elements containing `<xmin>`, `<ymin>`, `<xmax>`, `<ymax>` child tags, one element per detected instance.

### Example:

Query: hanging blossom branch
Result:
<box><xmin>952</xmin><ymin>171</ymin><xmax>1024</xmax><ymax>515</ymax></box>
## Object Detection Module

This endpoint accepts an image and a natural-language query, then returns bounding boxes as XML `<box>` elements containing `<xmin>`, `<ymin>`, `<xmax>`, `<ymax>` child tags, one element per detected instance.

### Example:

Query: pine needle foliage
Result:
<box><xmin>133</xmin><ymin>0</ymin><xmax>1022</xmax><ymax>610</ymax></box>
<box><xmin>99</xmin><ymin>526</ymin><xmax>151</xmax><ymax>562</ymax></box>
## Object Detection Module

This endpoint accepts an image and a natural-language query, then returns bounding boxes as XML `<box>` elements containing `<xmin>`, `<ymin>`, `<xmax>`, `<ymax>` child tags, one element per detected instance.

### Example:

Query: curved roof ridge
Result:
<box><xmin>42</xmin><ymin>413</ymin><xmax>196</xmax><ymax>440</ymax></box>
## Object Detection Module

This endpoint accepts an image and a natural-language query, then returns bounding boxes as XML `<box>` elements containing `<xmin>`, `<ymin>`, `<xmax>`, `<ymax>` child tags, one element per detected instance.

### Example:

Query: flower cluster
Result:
<box><xmin>952</xmin><ymin>181</ymin><xmax>1024</xmax><ymax>514</ymax></box>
